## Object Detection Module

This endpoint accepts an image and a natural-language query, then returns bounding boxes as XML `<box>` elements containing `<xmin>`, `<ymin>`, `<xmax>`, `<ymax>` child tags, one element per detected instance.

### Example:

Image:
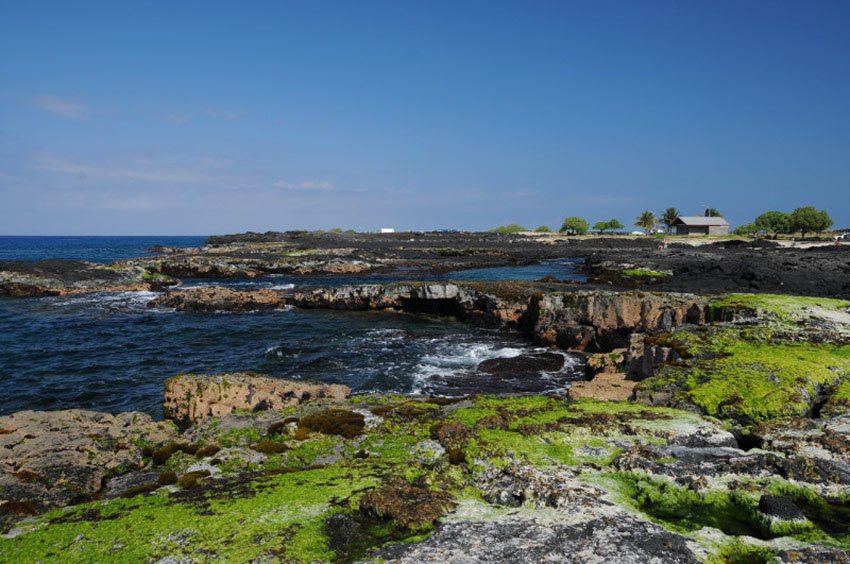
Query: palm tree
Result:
<box><xmin>704</xmin><ymin>207</ymin><xmax>722</xmax><ymax>217</ymax></box>
<box><xmin>660</xmin><ymin>207</ymin><xmax>680</xmax><ymax>234</ymax></box>
<box><xmin>635</xmin><ymin>211</ymin><xmax>656</xmax><ymax>234</ymax></box>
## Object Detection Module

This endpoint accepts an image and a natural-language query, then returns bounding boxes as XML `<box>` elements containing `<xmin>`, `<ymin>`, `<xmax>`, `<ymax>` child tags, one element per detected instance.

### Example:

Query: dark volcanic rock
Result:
<box><xmin>477</xmin><ymin>352</ymin><xmax>565</xmax><ymax>376</ymax></box>
<box><xmin>758</xmin><ymin>494</ymin><xmax>806</xmax><ymax>522</ymax></box>
<box><xmin>0</xmin><ymin>260</ymin><xmax>173</xmax><ymax>297</ymax></box>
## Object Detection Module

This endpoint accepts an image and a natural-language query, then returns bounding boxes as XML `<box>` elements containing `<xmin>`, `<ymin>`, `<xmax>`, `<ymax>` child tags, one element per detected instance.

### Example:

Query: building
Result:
<box><xmin>379</xmin><ymin>228</ymin><xmax>395</xmax><ymax>234</ymax></box>
<box><xmin>672</xmin><ymin>216</ymin><xmax>730</xmax><ymax>236</ymax></box>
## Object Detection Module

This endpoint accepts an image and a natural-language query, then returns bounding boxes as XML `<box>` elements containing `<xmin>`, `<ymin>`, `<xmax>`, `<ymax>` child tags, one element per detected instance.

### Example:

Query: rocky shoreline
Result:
<box><xmin>2</xmin><ymin>232</ymin><xmax>850</xmax><ymax>562</ymax></box>
<box><xmin>3</xmin><ymin>232</ymin><xmax>849</xmax><ymax>298</ymax></box>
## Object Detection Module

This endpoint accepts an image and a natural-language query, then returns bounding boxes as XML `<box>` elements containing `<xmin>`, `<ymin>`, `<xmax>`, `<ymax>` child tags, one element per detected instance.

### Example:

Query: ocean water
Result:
<box><xmin>0</xmin><ymin>235</ymin><xmax>206</xmax><ymax>263</ymax></box>
<box><xmin>0</xmin><ymin>237</ymin><xmax>585</xmax><ymax>418</ymax></box>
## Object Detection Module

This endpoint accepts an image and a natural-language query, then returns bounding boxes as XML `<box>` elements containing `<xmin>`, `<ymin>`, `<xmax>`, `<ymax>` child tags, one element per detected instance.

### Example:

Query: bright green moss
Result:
<box><xmin>705</xmin><ymin>539</ymin><xmax>776</xmax><ymax>564</ymax></box>
<box><xmin>594</xmin><ymin>472</ymin><xmax>763</xmax><ymax>537</ymax></box>
<box><xmin>0</xmin><ymin>466</ymin><xmax>380</xmax><ymax>563</ymax></box>
<box><xmin>621</xmin><ymin>268</ymin><xmax>672</xmax><ymax>278</ymax></box>
<box><xmin>710</xmin><ymin>293</ymin><xmax>850</xmax><ymax>324</ymax></box>
<box><xmin>467</xmin><ymin>429</ymin><xmax>621</xmax><ymax>468</ymax></box>
<box><xmin>822</xmin><ymin>379</ymin><xmax>850</xmax><ymax>417</ymax></box>
<box><xmin>639</xmin><ymin>328</ymin><xmax>850</xmax><ymax>422</ymax></box>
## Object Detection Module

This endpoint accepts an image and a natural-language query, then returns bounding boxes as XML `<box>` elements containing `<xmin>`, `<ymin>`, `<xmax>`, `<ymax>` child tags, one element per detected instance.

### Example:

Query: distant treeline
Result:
<box><xmin>489</xmin><ymin>205</ymin><xmax>836</xmax><ymax>238</ymax></box>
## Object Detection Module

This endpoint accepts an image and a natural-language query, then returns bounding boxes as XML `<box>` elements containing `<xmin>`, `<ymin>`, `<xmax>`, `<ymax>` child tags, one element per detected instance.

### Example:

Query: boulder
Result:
<box><xmin>162</xmin><ymin>373</ymin><xmax>351</xmax><ymax>425</ymax></box>
<box><xmin>568</xmin><ymin>372</ymin><xmax>636</xmax><ymax>402</ymax></box>
<box><xmin>0</xmin><ymin>409</ymin><xmax>177</xmax><ymax>526</ymax></box>
<box><xmin>476</xmin><ymin>352</ymin><xmax>565</xmax><ymax>376</ymax></box>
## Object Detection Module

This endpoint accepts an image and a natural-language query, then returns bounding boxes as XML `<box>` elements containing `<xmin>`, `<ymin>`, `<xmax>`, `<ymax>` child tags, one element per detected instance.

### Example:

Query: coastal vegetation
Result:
<box><xmin>660</xmin><ymin>207</ymin><xmax>680</xmax><ymax>233</ymax></box>
<box><xmin>592</xmin><ymin>219</ymin><xmax>624</xmax><ymax>233</ymax></box>
<box><xmin>634</xmin><ymin>210</ymin><xmax>656</xmax><ymax>233</ymax></box>
<box><xmin>487</xmin><ymin>223</ymin><xmax>526</xmax><ymax>234</ymax></box>
<box><xmin>560</xmin><ymin>216</ymin><xmax>589</xmax><ymax>235</ymax></box>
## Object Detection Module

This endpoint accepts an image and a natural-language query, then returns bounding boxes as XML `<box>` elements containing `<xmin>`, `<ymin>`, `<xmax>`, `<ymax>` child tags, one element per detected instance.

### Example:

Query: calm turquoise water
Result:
<box><xmin>0</xmin><ymin>237</ymin><xmax>584</xmax><ymax>418</ymax></box>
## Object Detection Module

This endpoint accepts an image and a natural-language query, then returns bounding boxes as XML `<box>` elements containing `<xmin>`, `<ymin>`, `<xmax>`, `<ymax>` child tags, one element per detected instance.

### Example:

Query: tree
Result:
<box><xmin>705</xmin><ymin>208</ymin><xmax>722</xmax><ymax>217</ymax></box>
<box><xmin>753</xmin><ymin>211</ymin><xmax>790</xmax><ymax>237</ymax></box>
<box><xmin>534</xmin><ymin>225</ymin><xmax>553</xmax><ymax>233</ymax></box>
<box><xmin>488</xmin><ymin>224</ymin><xmax>526</xmax><ymax>234</ymax></box>
<box><xmin>560</xmin><ymin>216</ymin><xmax>589</xmax><ymax>235</ymax></box>
<box><xmin>606</xmin><ymin>219</ymin><xmax>624</xmax><ymax>232</ymax></box>
<box><xmin>593</xmin><ymin>219</ymin><xmax>624</xmax><ymax>234</ymax></box>
<box><xmin>789</xmin><ymin>206</ymin><xmax>833</xmax><ymax>239</ymax></box>
<box><xmin>733</xmin><ymin>223</ymin><xmax>758</xmax><ymax>236</ymax></box>
<box><xmin>634</xmin><ymin>211</ymin><xmax>656</xmax><ymax>234</ymax></box>
<box><xmin>660</xmin><ymin>207</ymin><xmax>680</xmax><ymax>234</ymax></box>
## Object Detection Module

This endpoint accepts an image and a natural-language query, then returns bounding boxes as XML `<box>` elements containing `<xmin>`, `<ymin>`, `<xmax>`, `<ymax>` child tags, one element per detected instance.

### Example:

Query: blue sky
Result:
<box><xmin>1</xmin><ymin>1</ymin><xmax>848</xmax><ymax>235</ymax></box>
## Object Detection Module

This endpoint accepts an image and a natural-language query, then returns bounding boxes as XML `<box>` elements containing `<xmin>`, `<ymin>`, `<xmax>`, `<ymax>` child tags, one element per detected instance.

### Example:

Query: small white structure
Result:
<box><xmin>380</xmin><ymin>228</ymin><xmax>396</xmax><ymax>234</ymax></box>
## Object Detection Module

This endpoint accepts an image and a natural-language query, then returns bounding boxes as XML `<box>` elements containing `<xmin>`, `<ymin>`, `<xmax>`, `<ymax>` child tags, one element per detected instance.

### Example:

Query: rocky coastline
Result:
<box><xmin>3</xmin><ymin>232</ymin><xmax>849</xmax><ymax>298</ymax></box>
<box><xmin>2</xmin><ymin>232</ymin><xmax>850</xmax><ymax>562</ymax></box>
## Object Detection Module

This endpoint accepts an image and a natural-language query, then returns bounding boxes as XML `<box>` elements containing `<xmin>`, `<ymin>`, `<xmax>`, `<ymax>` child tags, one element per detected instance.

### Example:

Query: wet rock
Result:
<box><xmin>149</xmin><ymin>286</ymin><xmax>288</xmax><ymax>312</ymax></box>
<box><xmin>162</xmin><ymin>373</ymin><xmax>350</xmax><ymax>425</ymax></box>
<box><xmin>0</xmin><ymin>409</ymin><xmax>177</xmax><ymax>527</ymax></box>
<box><xmin>476</xmin><ymin>352</ymin><xmax>565</xmax><ymax>376</ymax></box>
<box><xmin>0</xmin><ymin>260</ymin><xmax>175</xmax><ymax>297</ymax></box>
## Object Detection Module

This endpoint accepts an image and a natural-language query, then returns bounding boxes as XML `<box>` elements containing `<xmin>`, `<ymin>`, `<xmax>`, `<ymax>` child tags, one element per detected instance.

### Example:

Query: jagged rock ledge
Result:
<box><xmin>150</xmin><ymin>283</ymin><xmax>708</xmax><ymax>354</ymax></box>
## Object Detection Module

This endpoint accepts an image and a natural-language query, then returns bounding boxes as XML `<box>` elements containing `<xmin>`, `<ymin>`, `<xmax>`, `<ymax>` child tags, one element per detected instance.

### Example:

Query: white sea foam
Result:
<box><xmin>410</xmin><ymin>342</ymin><xmax>527</xmax><ymax>393</ymax></box>
<box><xmin>53</xmin><ymin>290</ymin><xmax>163</xmax><ymax>313</ymax></box>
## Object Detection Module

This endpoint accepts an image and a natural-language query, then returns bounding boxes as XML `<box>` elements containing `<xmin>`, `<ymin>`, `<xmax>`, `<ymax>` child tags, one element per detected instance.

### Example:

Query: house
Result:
<box><xmin>672</xmin><ymin>216</ymin><xmax>730</xmax><ymax>236</ymax></box>
<box><xmin>380</xmin><ymin>228</ymin><xmax>396</xmax><ymax>234</ymax></box>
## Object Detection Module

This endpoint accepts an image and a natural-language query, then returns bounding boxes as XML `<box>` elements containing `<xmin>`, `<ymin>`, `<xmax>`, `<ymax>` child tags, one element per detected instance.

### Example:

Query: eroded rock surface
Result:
<box><xmin>0</xmin><ymin>410</ymin><xmax>176</xmax><ymax>526</ymax></box>
<box><xmin>162</xmin><ymin>372</ymin><xmax>351</xmax><ymax>425</ymax></box>
<box><xmin>150</xmin><ymin>286</ymin><xmax>288</xmax><ymax>312</ymax></box>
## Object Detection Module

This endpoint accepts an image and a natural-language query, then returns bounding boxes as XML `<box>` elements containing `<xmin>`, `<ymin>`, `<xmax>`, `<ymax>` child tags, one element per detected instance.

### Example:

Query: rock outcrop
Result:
<box><xmin>532</xmin><ymin>291</ymin><xmax>706</xmax><ymax>352</ymax></box>
<box><xmin>0</xmin><ymin>260</ymin><xmax>177</xmax><ymax>297</ymax></box>
<box><xmin>0</xmin><ymin>410</ymin><xmax>177</xmax><ymax>525</ymax></box>
<box><xmin>151</xmin><ymin>284</ymin><xmax>708</xmax><ymax>355</ymax></box>
<box><xmin>162</xmin><ymin>373</ymin><xmax>351</xmax><ymax>425</ymax></box>
<box><xmin>150</xmin><ymin>286</ymin><xmax>288</xmax><ymax>312</ymax></box>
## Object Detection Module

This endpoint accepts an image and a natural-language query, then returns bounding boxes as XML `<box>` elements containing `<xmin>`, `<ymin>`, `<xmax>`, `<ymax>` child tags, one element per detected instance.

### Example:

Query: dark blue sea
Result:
<box><xmin>0</xmin><ymin>237</ymin><xmax>585</xmax><ymax>418</ymax></box>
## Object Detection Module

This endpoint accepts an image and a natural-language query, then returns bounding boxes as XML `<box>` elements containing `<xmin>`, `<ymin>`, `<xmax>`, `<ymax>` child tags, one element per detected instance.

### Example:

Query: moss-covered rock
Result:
<box><xmin>636</xmin><ymin>326</ymin><xmax>850</xmax><ymax>423</ymax></box>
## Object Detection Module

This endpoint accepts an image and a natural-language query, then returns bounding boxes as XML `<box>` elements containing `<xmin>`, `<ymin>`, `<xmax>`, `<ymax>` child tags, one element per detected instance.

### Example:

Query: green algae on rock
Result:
<box><xmin>635</xmin><ymin>326</ymin><xmax>850</xmax><ymax>423</ymax></box>
<box><xmin>3</xmin><ymin>392</ymin><xmax>850</xmax><ymax>562</ymax></box>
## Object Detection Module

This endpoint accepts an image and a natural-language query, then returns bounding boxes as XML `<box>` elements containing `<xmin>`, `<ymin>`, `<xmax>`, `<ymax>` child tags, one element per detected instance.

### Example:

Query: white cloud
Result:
<box><xmin>33</xmin><ymin>95</ymin><xmax>88</xmax><ymax>120</ymax></box>
<box><xmin>274</xmin><ymin>180</ymin><xmax>335</xmax><ymax>191</ymax></box>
